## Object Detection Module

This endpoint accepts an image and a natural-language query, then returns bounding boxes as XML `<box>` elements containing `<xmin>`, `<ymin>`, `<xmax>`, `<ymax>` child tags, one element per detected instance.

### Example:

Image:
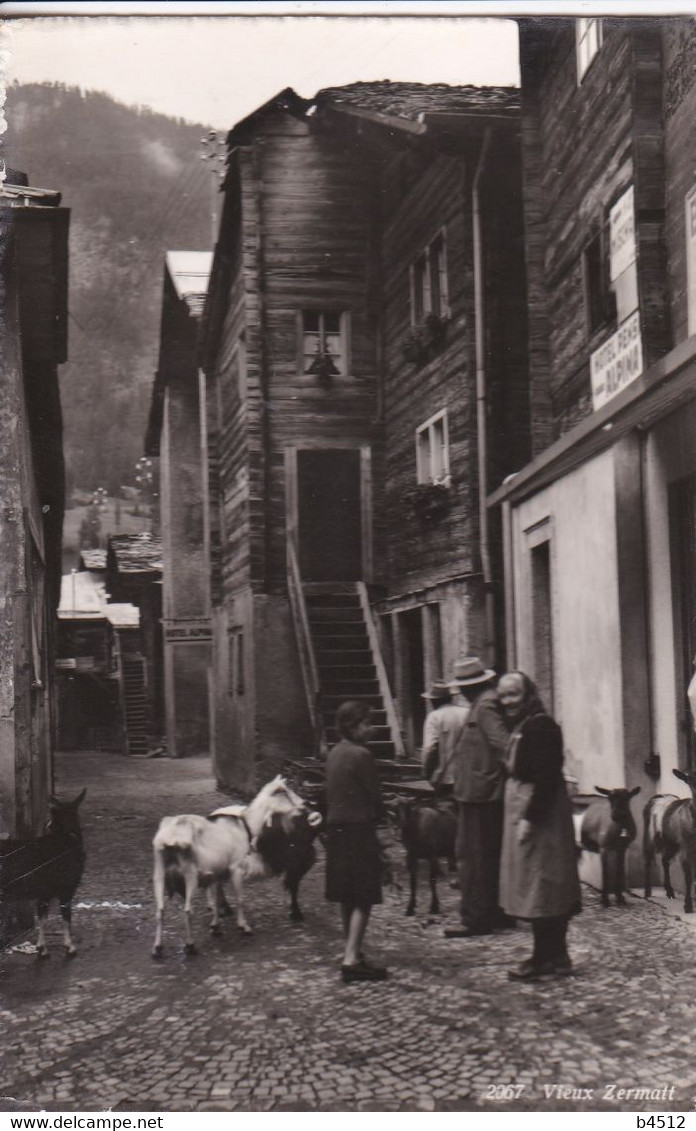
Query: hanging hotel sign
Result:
<box><xmin>610</xmin><ymin>185</ymin><xmax>636</xmax><ymax>282</ymax></box>
<box><xmin>590</xmin><ymin>310</ymin><xmax>643</xmax><ymax>411</ymax></box>
<box><xmin>163</xmin><ymin>618</ymin><xmax>212</xmax><ymax>642</ymax></box>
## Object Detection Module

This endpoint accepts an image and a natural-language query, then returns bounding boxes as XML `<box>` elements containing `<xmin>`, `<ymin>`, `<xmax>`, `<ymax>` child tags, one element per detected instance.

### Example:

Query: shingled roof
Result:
<box><xmin>109</xmin><ymin>533</ymin><xmax>163</xmax><ymax>574</ymax></box>
<box><xmin>316</xmin><ymin>81</ymin><xmax>519</xmax><ymax>123</ymax></box>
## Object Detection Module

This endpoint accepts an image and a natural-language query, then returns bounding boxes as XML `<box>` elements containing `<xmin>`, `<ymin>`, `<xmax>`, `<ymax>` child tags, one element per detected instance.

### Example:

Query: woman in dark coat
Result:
<box><xmin>498</xmin><ymin>672</ymin><xmax>581</xmax><ymax>981</ymax></box>
<box><xmin>325</xmin><ymin>700</ymin><xmax>388</xmax><ymax>983</ymax></box>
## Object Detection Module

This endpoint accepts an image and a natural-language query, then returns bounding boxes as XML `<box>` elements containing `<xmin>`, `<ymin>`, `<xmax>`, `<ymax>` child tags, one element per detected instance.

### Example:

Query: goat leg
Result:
<box><xmin>230</xmin><ymin>867</ymin><xmax>253</xmax><ymax>935</ymax></box>
<box><xmin>615</xmin><ymin>851</ymin><xmax>627</xmax><ymax>906</ymax></box>
<box><xmin>643</xmin><ymin>849</ymin><xmax>653</xmax><ymax>899</ymax></box>
<box><xmin>207</xmin><ymin>884</ymin><xmax>222</xmax><ymax>936</ymax></box>
<box><xmin>152</xmin><ymin>849</ymin><xmax>166</xmax><ymax>959</ymax></box>
<box><xmin>36</xmin><ymin>901</ymin><xmax>50</xmax><ymax>959</ymax></box>
<box><xmin>428</xmin><ymin>858</ymin><xmax>440</xmax><ymax>916</ymax></box>
<box><xmin>287</xmin><ymin>876</ymin><xmax>304</xmax><ymax>923</ymax></box>
<box><xmin>405</xmin><ymin>855</ymin><xmax>417</xmax><ymax>917</ymax></box>
<box><xmin>682</xmin><ymin>856</ymin><xmax>694</xmax><ymax>914</ymax></box>
<box><xmin>663</xmin><ymin>856</ymin><xmax>675</xmax><ymax>900</ymax></box>
<box><xmin>218</xmin><ymin>886</ymin><xmax>234</xmax><ymax>918</ymax></box>
<box><xmin>59</xmin><ymin>900</ymin><xmax>77</xmax><ymax>957</ymax></box>
<box><xmin>183</xmin><ymin>868</ymin><xmax>199</xmax><ymax>954</ymax></box>
<box><xmin>600</xmin><ymin>852</ymin><xmax>610</xmax><ymax>907</ymax></box>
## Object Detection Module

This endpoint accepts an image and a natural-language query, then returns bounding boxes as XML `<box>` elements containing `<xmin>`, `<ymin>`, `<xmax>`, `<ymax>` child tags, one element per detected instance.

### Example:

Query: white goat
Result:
<box><xmin>152</xmin><ymin>775</ymin><xmax>307</xmax><ymax>957</ymax></box>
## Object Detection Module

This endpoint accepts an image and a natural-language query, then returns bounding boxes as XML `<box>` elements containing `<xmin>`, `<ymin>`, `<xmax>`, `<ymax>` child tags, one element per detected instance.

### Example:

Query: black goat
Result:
<box><xmin>0</xmin><ymin>789</ymin><xmax>86</xmax><ymax>957</ymax></box>
<box><xmin>226</xmin><ymin>809</ymin><xmax>323</xmax><ymax>932</ymax></box>
<box><xmin>394</xmin><ymin>797</ymin><xmax>456</xmax><ymax>917</ymax></box>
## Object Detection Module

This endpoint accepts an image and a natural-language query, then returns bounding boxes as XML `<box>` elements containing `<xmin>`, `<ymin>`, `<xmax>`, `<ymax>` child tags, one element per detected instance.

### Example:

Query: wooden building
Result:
<box><xmin>489</xmin><ymin>19</ymin><xmax>696</xmax><ymax>877</ymax></box>
<box><xmin>146</xmin><ymin>251</ymin><xmax>213</xmax><ymax>757</ymax></box>
<box><xmin>197</xmin><ymin>82</ymin><xmax>528</xmax><ymax>790</ymax></box>
<box><xmin>0</xmin><ymin>174</ymin><xmax>68</xmax><ymax>837</ymax></box>
<box><xmin>55</xmin><ymin>570</ymin><xmax>139</xmax><ymax>753</ymax></box>
<box><xmin>106</xmin><ymin>533</ymin><xmax>164</xmax><ymax>756</ymax></box>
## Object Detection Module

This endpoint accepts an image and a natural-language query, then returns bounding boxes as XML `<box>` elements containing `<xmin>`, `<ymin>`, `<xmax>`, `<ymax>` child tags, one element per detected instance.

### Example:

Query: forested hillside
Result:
<box><xmin>5</xmin><ymin>83</ymin><xmax>215</xmax><ymax>494</ymax></box>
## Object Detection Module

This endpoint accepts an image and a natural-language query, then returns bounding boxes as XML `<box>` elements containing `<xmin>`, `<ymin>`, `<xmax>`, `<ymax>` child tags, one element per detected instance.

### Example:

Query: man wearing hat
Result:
<box><xmin>445</xmin><ymin>656</ymin><xmax>512</xmax><ymax>938</ymax></box>
<box><xmin>421</xmin><ymin>679</ymin><xmax>469</xmax><ymax>795</ymax></box>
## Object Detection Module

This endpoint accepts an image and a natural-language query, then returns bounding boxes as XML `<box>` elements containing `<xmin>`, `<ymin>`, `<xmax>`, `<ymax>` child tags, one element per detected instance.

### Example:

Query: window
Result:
<box><xmin>301</xmin><ymin>311</ymin><xmax>347</xmax><ymax>377</ymax></box>
<box><xmin>410</xmin><ymin>230</ymin><xmax>449</xmax><ymax>324</ymax></box>
<box><xmin>416</xmin><ymin>409</ymin><xmax>450</xmax><ymax>485</ymax></box>
<box><xmin>583</xmin><ymin>222</ymin><xmax>616</xmax><ymax>337</ymax></box>
<box><xmin>576</xmin><ymin>18</ymin><xmax>603</xmax><ymax>82</ymax></box>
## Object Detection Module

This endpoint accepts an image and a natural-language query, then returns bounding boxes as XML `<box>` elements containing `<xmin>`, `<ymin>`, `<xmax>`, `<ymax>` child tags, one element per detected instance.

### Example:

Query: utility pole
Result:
<box><xmin>199</xmin><ymin>130</ymin><xmax>226</xmax><ymax>247</ymax></box>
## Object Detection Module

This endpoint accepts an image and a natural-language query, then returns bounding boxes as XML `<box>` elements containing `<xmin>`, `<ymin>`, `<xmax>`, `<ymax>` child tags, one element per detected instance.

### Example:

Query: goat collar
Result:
<box><xmin>240</xmin><ymin>815</ymin><xmax>254</xmax><ymax>849</ymax></box>
<box><xmin>229</xmin><ymin>813</ymin><xmax>254</xmax><ymax>851</ymax></box>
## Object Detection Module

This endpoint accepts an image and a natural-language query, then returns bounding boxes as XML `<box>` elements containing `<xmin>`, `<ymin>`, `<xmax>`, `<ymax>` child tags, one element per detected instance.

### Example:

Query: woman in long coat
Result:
<box><xmin>325</xmin><ymin>699</ymin><xmax>388</xmax><ymax>984</ymax></box>
<box><xmin>498</xmin><ymin>671</ymin><xmax>581</xmax><ymax>981</ymax></box>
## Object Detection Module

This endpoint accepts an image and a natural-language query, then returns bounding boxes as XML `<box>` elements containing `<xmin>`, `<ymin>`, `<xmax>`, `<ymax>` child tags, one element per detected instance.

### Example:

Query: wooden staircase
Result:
<box><xmin>122</xmin><ymin>656</ymin><xmax>148</xmax><ymax>756</ymax></box>
<box><xmin>305</xmin><ymin>585</ymin><xmax>404</xmax><ymax>760</ymax></box>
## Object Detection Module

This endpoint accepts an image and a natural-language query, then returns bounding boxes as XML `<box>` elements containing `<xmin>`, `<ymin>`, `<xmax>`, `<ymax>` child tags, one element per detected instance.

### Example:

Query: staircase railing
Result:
<box><xmin>287</xmin><ymin>534</ymin><xmax>327</xmax><ymax>757</ymax></box>
<box><xmin>356</xmin><ymin>581</ymin><xmax>406</xmax><ymax>760</ymax></box>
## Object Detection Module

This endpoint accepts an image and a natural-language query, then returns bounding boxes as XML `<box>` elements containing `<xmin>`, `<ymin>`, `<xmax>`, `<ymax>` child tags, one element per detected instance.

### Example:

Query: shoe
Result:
<box><xmin>341</xmin><ymin>961</ymin><xmax>389</xmax><ymax>983</ymax></box>
<box><xmin>553</xmin><ymin>957</ymin><xmax>574</xmax><ymax>976</ymax></box>
<box><xmin>493</xmin><ymin>914</ymin><xmax>517</xmax><ymax>931</ymax></box>
<box><xmin>443</xmin><ymin>925</ymin><xmax>492</xmax><ymax>939</ymax></box>
<box><xmin>507</xmin><ymin>959</ymin><xmax>556</xmax><ymax>982</ymax></box>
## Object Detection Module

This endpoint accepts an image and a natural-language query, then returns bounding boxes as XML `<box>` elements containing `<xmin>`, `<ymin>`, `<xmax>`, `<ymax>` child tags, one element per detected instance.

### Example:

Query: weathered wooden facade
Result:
<box><xmin>490</xmin><ymin>18</ymin><xmax>696</xmax><ymax>881</ymax></box>
<box><xmin>0</xmin><ymin>175</ymin><xmax>68</xmax><ymax>836</ymax></box>
<box><xmin>106</xmin><ymin>533</ymin><xmax>164</xmax><ymax>756</ymax></box>
<box><xmin>55</xmin><ymin>569</ymin><xmax>139</xmax><ymax>753</ymax></box>
<box><xmin>146</xmin><ymin>252</ymin><xmax>213</xmax><ymax>757</ymax></box>
<box><xmin>198</xmin><ymin>83</ymin><xmax>528</xmax><ymax>789</ymax></box>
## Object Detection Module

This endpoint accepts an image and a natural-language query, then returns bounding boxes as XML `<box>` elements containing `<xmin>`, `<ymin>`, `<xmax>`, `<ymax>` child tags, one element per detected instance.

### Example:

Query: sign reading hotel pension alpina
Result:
<box><xmin>590</xmin><ymin>310</ymin><xmax>643</xmax><ymax>411</ymax></box>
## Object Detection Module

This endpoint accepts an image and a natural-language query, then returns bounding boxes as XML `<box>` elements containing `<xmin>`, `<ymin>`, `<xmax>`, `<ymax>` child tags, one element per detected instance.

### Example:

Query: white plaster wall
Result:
<box><xmin>512</xmin><ymin>447</ymin><xmax>625</xmax><ymax>791</ymax></box>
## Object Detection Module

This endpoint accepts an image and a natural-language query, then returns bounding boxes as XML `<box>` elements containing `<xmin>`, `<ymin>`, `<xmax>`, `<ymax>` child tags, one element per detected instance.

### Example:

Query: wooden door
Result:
<box><xmin>297</xmin><ymin>449</ymin><xmax>362</xmax><ymax>581</ymax></box>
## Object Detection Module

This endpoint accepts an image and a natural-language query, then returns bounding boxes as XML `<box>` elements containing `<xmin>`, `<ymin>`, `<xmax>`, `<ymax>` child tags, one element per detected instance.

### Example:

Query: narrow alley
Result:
<box><xmin>2</xmin><ymin>750</ymin><xmax>696</xmax><ymax>1114</ymax></box>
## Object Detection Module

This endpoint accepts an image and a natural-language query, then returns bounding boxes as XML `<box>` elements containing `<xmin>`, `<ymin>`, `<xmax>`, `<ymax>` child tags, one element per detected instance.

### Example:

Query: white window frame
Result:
<box><xmin>409</xmin><ymin>228</ymin><xmax>450</xmax><ymax>326</ymax></box>
<box><xmin>415</xmin><ymin>409</ymin><xmax>450</xmax><ymax>486</ymax></box>
<box><xmin>686</xmin><ymin>184</ymin><xmax>696</xmax><ymax>338</ymax></box>
<box><xmin>576</xmin><ymin>18</ymin><xmax>603</xmax><ymax>83</ymax></box>
<box><xmin>299</xmin><ymin>310</ymin><xmax>350</xmax><ymax>376</ymax></box>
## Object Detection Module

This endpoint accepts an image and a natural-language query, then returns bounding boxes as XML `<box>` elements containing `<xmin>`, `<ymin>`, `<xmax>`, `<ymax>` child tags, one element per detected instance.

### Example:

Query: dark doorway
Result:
<box><xmin>401</xmin><ymin>607</ymin><xmax>425</xmax><ymax>753</ymax></box>
<box><xmin>531</xmin><ymin>540</ymin><xmax>554</xmax><ymax>714</ymax></box>
<box><xmin>297</xmin><ymin>449</ymin><xmax>362</xmax><ymax>581</ymax></box>
<box><xmin>668</xmin><ymin>474</ymin><xmax>696</xmax><ymax>771</ymax></box>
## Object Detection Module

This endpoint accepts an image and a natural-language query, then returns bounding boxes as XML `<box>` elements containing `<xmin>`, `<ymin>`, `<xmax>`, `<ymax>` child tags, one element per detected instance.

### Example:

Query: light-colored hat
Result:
<box><xmin>421</xmin><ymin>679</ymin><xmax>454</xmax><ymax>701</ymax></box>
<box><xmin>451</xmin><ymin>656</ymin><xmax>496</xmax><ymax>687</ymax></box>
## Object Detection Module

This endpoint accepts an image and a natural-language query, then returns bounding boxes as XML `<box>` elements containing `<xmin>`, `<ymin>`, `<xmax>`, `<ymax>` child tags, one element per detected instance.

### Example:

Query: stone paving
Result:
<box><xmin>2</xmin><ymin>749</ymin><xmax>696</xmax><ymax>1113</ymax></box>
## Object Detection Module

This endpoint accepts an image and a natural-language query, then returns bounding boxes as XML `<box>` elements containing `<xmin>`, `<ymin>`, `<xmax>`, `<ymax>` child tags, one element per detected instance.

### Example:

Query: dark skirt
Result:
<box><xmin>325</xmin><ymin>822</ymin><xmax>383</xmax><ymax>909</ymax></box>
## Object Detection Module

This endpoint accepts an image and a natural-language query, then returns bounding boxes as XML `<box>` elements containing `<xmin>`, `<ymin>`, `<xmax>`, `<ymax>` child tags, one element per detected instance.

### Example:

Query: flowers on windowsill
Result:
<box><xmin>402</xmin><ymin>313</ymin><xmax>449</xmax><ymax>365</ymax></box>
<box><xmin>403</xmin><ymin>476</ymin><xmax>452</xmax><ymax>522</ymax></box>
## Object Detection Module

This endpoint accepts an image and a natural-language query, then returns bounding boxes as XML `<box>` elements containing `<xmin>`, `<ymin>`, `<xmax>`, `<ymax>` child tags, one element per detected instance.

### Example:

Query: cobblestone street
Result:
<box><xmin>2</xmin><ymin>750</ymin><xmax>696</xmax><ymax>1114</ymax></box>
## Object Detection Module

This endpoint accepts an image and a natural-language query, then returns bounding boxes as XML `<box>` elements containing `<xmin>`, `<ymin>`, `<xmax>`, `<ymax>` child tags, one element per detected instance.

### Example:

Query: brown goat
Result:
<box><xmin>643</xmin><ymin>769</ymin><xmax>696</xmax><ymax>914</ymax></box>
<box><xmin>394</xmin><ymin>798</ymin><xmax>456</xmax><ymax>917</ymax></box>
<box><xmin>577</xmin><ymin>786</ymin><xmax>640</xmax><ymax>906</ymax></box>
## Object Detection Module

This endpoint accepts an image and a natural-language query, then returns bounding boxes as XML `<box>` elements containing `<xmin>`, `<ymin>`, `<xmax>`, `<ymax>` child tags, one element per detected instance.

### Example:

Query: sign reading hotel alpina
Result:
<box><xmin>590</xmin><ymin>310</ymin><xmax>643</xmax><ymax>411</ymax></box>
